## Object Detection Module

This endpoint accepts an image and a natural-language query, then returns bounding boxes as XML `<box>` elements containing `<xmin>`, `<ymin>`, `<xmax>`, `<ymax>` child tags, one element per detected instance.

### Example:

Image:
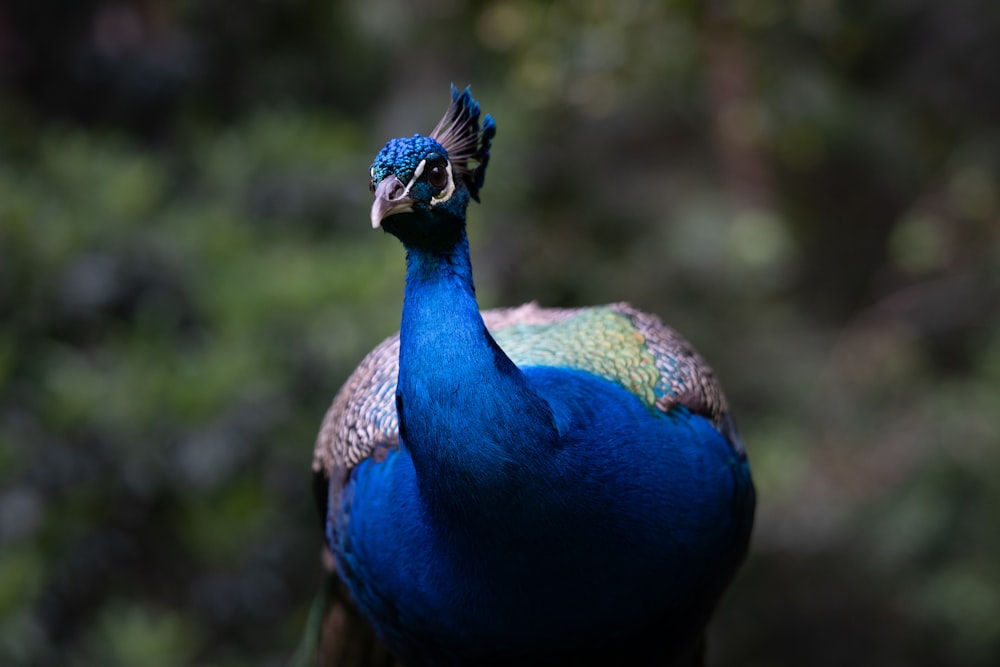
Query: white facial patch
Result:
<box><xmin>430</xmin><ymin>161</ymin><xmax>456</xmax><ymax>206</ymax></box>
<box><xmin>401</xmin><ymin>159</ymin><xmax>425</xmax><ymax>198</ymax></box>
<box><xmin>400</xmin><ymin>159</ymin><xmax>456</xmax><ymax>206</ymax></box>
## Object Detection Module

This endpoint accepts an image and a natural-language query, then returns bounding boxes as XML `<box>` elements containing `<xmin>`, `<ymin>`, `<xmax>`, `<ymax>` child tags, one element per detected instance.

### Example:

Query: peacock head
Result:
<box><xmin>369</xmin><ymin>85</ymin><xmax>496</xmax><ymax>244</ymax></box>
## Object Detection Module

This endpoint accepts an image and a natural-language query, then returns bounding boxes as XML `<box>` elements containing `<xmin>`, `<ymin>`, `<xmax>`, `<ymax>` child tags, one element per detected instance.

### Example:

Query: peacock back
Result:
<box><xmin>313</xmin><ymin>301</ymin><xmax>736</xmax><ymax>482</ymax></box>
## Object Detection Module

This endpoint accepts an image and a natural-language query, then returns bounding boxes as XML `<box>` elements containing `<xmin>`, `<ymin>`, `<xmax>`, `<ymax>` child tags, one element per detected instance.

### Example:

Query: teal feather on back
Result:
<box><xmin>489</xmin><ymin>303</ymin><xmax>728</xmax><ymax>421</ymax></box>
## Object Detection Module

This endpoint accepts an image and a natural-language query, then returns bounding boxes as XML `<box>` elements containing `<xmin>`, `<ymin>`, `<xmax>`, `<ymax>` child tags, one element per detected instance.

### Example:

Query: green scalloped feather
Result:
<box><xmin>491</xmin><ymin>306</ymin><xmax>661</xmax><ymax>409</ymax></box>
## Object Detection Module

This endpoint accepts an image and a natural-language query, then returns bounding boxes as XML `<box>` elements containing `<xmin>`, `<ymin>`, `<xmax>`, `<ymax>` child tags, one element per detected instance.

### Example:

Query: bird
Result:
<box><xmin>309</xmin><ymin>85</ymin><xmax>755</xmax><ymax>667</ymax></box>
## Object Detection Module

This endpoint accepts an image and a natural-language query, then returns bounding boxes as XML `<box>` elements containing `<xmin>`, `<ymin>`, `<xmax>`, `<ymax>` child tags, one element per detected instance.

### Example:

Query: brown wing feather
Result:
<box><xmin>611</xmin><ymin>303</ymin><xmax>729</xmax><ymax>423</ymax></box>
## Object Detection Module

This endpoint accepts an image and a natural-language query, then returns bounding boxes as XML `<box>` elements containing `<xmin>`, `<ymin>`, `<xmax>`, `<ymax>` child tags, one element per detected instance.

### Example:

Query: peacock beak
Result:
<box><xmin>371</xmin><ymin>175</ymin><xmax>415</xmax><ymax>229</ymax></box>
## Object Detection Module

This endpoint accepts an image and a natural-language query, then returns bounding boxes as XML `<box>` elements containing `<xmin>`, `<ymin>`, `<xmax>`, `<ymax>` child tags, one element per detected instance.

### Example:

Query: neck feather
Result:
<box><xmin>396</xmin><ymin>229</ymin><xmax>557</xmax><ymax>517</ymax></box>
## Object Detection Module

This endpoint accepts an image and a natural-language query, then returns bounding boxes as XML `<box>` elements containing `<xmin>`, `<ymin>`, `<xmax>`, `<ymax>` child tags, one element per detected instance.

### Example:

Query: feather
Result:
<box><xmin>429</xmin><ymin>84</ymin><xmax>495</xmax><ymax>201</ymax></box>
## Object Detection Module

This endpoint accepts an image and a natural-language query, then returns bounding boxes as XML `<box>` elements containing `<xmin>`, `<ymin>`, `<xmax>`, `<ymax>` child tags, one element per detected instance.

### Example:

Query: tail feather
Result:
<box><xmin>292</xmin><ymin>556</ymin><xmax>400</xmax><ymax>667</ymax></box>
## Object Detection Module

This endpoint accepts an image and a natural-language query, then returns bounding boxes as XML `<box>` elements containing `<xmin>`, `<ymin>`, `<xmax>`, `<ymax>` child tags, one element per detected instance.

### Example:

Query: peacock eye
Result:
<box><xmin>369</xmin><ymin>180</ymin><xmax>376</xmax><ymax>194</ymax></box>
<box><xmin>427</xmin><ymin>164</ymin><xmax>448</xmax><ymax>189</ymax></box>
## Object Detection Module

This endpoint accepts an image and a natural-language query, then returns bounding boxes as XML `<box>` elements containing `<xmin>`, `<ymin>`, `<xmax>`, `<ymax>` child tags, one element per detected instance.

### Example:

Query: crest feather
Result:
<box><xmin>430</xmin><ymin>85</ymin><xmax>496</xmax><ymax>202</ymax></box>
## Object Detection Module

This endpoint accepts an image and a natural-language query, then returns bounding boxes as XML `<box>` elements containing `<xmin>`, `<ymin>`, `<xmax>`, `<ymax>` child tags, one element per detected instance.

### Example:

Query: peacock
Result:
<box><xmin>308</xmin><ymin>85</ymin><xmax>755</xmax><ymax>667</ymax></box>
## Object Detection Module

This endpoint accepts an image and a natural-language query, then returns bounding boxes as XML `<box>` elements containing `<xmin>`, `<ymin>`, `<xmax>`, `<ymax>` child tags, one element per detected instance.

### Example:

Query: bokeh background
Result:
<box><xmin>2</xmin><ymin>1</ymin><xmax>999</xmax><ymax>665</ymax></box>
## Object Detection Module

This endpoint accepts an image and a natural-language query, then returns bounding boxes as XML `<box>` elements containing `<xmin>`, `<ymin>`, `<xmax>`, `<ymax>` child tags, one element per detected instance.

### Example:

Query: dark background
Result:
<box><xmin>2</xmin><ymin>1</ymin><xmax>999</xmax><ymax>665</ymax></box>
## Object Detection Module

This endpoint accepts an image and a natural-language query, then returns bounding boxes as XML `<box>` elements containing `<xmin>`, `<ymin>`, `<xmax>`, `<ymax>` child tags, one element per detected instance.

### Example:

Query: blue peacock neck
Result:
<box><xmin>395</xmin><ymin>224</ymin><xmax>558</xmax><ymax>521</ymax></box>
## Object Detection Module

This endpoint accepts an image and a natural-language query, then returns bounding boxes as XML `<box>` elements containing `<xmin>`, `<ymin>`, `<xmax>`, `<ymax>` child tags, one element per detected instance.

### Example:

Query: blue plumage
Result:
<box><xmin>312</xmin><ymin>86</ymin><xmax>754</xmax><ymax>666</ymax></box>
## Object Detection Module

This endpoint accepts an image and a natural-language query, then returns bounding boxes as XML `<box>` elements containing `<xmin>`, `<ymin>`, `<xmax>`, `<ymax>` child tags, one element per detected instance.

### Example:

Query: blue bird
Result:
<box><xmin>309</xmin><ymin>86</ymin><xmax>754</xmax><ymax>667</ymax></box>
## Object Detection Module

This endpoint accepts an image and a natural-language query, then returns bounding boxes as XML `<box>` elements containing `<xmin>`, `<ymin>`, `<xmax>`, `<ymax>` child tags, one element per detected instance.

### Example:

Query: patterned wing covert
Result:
<box><xmin>312</xmin><ymin>302</ymin><xmax>730</xmax><ymax>479</ymax></box>
<box><xmin>489</xmin><ymin>303</ymin><xmax>729</xmax><ymax>422</ymax></box>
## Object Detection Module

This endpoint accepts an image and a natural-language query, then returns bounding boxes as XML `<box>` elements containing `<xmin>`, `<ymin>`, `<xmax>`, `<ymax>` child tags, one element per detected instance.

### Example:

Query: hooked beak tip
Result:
<box><xmin>370</xmin><ymin>174</ymin><xmax>413</xmax><ymax>230</ymax></box>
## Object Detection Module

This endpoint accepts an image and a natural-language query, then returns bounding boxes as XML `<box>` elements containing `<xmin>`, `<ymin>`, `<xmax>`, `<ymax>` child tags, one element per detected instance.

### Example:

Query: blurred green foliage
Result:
<box><xmin>1</xmin><ymin>1</ymin><xmax>999</xmax><ymax>665</ymax></box>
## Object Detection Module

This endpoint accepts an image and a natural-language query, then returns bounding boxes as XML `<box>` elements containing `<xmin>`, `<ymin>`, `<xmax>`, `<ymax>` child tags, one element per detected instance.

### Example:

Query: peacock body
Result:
<box><xmin>312</xmin><ymin>86</ymin><xmax>754</xmax><ymax>667</ymax></box>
